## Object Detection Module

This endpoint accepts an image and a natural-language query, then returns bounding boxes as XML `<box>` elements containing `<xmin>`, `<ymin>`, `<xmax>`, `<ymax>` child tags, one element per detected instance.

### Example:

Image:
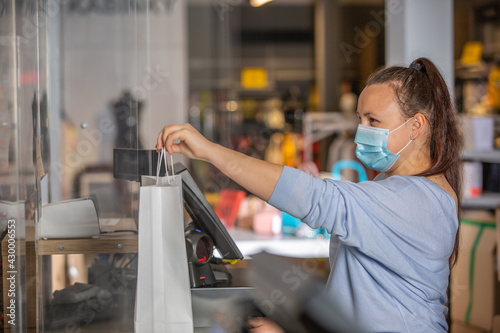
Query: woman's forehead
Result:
<box><xmin>358</xmin><ymin>84</ymin><xmax>402</xmax><ymax>119</ymax></box>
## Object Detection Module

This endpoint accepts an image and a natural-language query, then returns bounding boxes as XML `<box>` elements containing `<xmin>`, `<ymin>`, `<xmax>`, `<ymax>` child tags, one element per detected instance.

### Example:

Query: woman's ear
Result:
<box><xmin>411</xmin><ymin>112</ymin><xmax>427</xmax><ymax>139</ymax></box>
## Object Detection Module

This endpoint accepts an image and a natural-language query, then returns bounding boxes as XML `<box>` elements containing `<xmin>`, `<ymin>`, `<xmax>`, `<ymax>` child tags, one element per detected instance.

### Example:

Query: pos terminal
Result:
<box><xmin>112</xmin><ymin>149</ymin><xmax>244</xmax><ymax>284</ymax></box>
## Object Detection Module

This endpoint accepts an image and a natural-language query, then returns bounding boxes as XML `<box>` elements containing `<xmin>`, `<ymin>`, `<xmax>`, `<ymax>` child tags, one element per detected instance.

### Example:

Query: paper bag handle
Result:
<box><xmin>156</xmin><ymin>148</ymin><xmax>175</xmax><ymax>184</ymax></box>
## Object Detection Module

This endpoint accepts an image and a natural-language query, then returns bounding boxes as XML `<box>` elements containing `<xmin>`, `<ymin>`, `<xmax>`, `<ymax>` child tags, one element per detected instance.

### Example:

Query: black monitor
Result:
<box><xmin>112</xmin><ymin>148</ymin><xmax>165</xmax><ymax>182</ymax></box>
<box><xmin>113</xmin><ymin>148</ymin><xmax>244</xmax><ymax>260</ymax></box>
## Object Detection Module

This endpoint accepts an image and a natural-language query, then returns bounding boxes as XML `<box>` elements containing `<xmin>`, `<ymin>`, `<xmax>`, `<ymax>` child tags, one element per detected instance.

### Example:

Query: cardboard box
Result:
<box><xmin>451</xmin><ymin>321</ymin><xmax>487</xmax><ymax>333</ymax></box>
<box><xmin>493</xmin><ymin>315</ymin><xmax>500</xmax><ymax>333</ymax></box>
<box><xmin>451</xmin><ymin>210</ymin><xmax>499</xmax><ymax>331</ymax></box>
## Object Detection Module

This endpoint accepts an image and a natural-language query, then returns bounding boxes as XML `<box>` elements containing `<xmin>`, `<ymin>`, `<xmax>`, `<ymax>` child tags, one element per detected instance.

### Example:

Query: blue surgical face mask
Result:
<box><xmin>354</xmin><ymin>117</ymin><xmax>413</xmax><ymax>172</ymax></box>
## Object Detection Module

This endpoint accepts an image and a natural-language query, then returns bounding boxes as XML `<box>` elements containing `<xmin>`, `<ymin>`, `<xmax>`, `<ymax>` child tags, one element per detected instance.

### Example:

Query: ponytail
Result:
<box><xmin>366</xmin><ymin>57</ymin><xmax>462</xmax><ymax>266</ymax></box>
<box><xmin>411</xmin><ymin>58</ymin><xmax>462</xmax><ymax>266</ymax></box>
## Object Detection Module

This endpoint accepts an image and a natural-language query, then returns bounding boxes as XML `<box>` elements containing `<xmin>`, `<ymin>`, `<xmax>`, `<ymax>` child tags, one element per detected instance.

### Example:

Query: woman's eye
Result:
<box><xmin>369</xmin><ymin>117</ymin><xmax>378</xmax><ymax>123</ymax></box>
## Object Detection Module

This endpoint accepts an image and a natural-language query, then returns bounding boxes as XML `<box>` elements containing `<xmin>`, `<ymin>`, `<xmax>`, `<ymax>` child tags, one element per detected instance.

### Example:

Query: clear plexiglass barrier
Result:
<box><xmin>0</xmin><ymin>0</ymin><xmax>246</xmax><ymax>331</ymax></box>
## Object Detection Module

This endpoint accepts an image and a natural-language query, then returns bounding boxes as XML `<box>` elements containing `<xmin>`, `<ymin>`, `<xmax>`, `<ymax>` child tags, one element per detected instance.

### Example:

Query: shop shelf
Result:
<box><xmin>462</xmin><ymin>193</ymin><xmax>500</xmax><ymax>210</ymax></box>
<box><xmin>462</xmin><ymin>150</ymin><xmax>500</xmax><ymax>163</ymax></box>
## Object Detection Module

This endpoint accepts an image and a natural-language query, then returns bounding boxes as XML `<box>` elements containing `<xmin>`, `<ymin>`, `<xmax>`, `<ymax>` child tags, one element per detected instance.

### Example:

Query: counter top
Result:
<box><xmin>19</xmin><ymin>219</ymin><xmax>330</xmax><ymax>259</ymax></box>
<box><xmin>228</xmin><ymin>228</ymin><xmax>330</xmax><ymax>259</ymax></box>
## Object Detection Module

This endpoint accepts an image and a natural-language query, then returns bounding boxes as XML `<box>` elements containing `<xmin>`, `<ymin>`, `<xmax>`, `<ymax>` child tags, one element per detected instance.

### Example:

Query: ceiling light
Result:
<box><xmin>250</xmin><ymin>0</ymin><xmax>273</xmax><ymax>7</ymax></box>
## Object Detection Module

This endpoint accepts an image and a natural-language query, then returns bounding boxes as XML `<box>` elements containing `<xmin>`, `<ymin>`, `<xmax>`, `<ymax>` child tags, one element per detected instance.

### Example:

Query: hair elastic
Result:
<box><xmin>409</xmin><ymin>63</ymin><xmax>422</xmax><ymax>72</ymax></box>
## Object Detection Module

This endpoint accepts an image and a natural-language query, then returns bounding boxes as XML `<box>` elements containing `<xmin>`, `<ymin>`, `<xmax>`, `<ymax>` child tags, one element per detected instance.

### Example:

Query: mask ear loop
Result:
<box><xmin>389</xmin><ymin>116</ymin><xmax>413</xmax><ymax>134</ymax></box>
<box><xmin>389</xmin><ymin>117</ymin><xmax>414</xmax><ymax>154</ymax></box>
<box><xmin>396</xmin><ymin>139</ymin><xmax>413</xmax><ymax>154</ymax></box>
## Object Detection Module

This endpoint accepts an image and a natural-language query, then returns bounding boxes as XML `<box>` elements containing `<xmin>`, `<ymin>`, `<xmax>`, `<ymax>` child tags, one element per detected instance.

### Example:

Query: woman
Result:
<box><xmin>157</xmin><ymin>57</ymin><xmax>462</xmax><ymax>332</ymax></box>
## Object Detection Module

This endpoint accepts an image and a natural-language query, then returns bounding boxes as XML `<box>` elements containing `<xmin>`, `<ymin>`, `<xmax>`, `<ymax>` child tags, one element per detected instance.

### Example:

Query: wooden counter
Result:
<box><xmin>37</xmin><ymin>233</ymin><xmax>137</xmax><ymax>255</ymax></box>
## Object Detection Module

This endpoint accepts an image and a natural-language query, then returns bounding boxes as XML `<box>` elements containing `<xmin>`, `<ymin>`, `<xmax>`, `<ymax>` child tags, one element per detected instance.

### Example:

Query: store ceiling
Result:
<box><xmin>259</xmin><ymin>0</ymin><xmax>385</xmax><ymax>4</ymax></box>
<box><xmin>263</xmin><ymin>0</ymin><xmax>385</xmax><ymax>5</ymax></box>
<box><xmin>189</xmin><ymin>0</ymin><xmax>385</xmax><ymax>6</ymax></box>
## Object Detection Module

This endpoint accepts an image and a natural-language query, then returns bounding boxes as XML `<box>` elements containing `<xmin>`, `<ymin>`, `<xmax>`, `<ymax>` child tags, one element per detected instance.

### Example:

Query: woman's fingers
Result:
<box><xmin>157</xmin><ymin>124</ymin><xmax>186</xmax><ymax>152</ymax></box>
<box><xmin>156</xmin><ymin>123</ymin><xmax>207</xmax><ymax>159</ymax></box>
<box><xmin>165</xmin><ymin>127</ymin><xmax>192</xmax><ymax>154</ymax></box>
<box><xmin>247</xmin><ymin>317</ymin><xmax>284</xmax><ymax>333</ymax></box>
<box><xmin>247</xmin><ymin>317</ymin><xmax>264</xmax><ymax>328</ymax></box>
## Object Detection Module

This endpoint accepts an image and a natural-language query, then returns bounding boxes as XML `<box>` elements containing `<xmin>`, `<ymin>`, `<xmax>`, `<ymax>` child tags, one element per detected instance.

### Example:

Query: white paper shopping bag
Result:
<box><xmin>134</xmin><ymin>149</ymin><xmax>193</xmax><ymax>333</ymax></box>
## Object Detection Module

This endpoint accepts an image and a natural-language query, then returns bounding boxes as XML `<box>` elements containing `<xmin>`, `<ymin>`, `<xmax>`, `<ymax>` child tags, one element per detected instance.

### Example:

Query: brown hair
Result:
<box><xmin>366</xmin><ymin>57</ymin><xmax>462</xmax><ymax>266</ymax></box>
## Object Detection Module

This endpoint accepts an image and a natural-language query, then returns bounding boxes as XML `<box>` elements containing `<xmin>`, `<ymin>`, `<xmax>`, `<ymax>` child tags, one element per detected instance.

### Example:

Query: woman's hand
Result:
<box><xmin>247</xmin><ymin>317</ymin><xmax>285</xmax><ymax>333</ymax></box>
<box><xmin>156</xmin><ymin>123</ymin><xmax>215</xmax><ymax>162</ymax></box>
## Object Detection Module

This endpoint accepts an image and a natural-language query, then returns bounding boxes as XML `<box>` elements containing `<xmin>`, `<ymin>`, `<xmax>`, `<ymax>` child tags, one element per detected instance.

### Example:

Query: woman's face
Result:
<box><xmin>356</xmin><ymin>83</ymin><xmax>413</xmax><ymax>154</ymax></box>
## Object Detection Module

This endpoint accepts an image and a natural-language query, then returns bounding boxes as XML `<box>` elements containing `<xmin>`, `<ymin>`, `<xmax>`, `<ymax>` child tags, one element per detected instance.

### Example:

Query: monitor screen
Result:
<box><xmin>174</xmin><ymin>162</ymin><xmax>243</xmax><ymax>260</ymax></box>
<box><xmin>113</xmin><ymin>148</ymin><xmax>166</xmax><ymax>182</ymax></box>
<box><xmin>113</xmin><ymin>148</ymin><xmax>243</xmax><ymax>260</ymax></box>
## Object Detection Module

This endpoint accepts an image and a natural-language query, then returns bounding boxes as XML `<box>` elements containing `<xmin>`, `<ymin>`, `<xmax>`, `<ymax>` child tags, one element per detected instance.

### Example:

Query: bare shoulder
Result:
<box><xmin>425</xmin><ymin>174</ymin><xmax>458</xmax><ymax>208</ymax></box>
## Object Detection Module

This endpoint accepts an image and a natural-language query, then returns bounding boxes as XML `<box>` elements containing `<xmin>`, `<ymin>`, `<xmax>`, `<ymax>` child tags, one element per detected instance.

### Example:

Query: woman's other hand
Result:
<box><xmin>247</xmin><ymin>317</ymin><xmax>285</xmax><ymax>333</ymax></box>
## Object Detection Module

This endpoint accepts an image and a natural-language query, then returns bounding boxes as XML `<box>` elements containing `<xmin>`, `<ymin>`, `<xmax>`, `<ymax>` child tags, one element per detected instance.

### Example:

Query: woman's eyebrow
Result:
<box><xmin>357</xmin><ymin>111</ymin><xmax>376</xmax><ymax>118</ymax></box>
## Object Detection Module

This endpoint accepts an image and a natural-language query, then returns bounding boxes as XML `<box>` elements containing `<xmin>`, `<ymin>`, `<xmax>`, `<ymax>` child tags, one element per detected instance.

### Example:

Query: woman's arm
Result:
<box><xmin>156</xmin><ymin>123</ymin><xmax>284</xmax><ymax>201</ymax></box>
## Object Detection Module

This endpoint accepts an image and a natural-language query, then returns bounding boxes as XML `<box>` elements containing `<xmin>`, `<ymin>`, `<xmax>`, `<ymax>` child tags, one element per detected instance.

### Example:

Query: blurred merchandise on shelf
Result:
<box><xmin>214</xmin><ymin>189</ymin><xmax>246</xmax><ymax>229</ymax></box>
<box><xmin>455</xmin><ymin>52</ymin><xmax>495</xmax><ymax>115</ymax></box>
<box><xmin>236</xmin><ymin>195</ymin><xmax>282</xmax><ymax>235</ymax></box>
<box><xmin>460</xmin><ymin>41</ymin><xmax>483</xmax><ymax>66</ymax></box>
<box><xmin>237</xmin><ymin>196</ymin><xmax>268</xmax><ymax>230</ymax></box>
<box><xmin>282</xmin><ymin>132</ymin><xmax>301</xmax><ymax>168</ymax></box>
<box><xmin>283</xmin><ymin>85</ymin><xmax>306</xmax><ymax>133</ymax></box>
<box><xmin>190</xmin><ymin>160</ymin><xmax>240</xmax><ymax>206</ymax></box>
<box><xmin>327</xmin><ymin>134</ymin><xmax>357</xmax><ymax>181</ymax></box>
<box><xmin>264</xmin><ymin>132</ymin><xmax>302</xmax><ymax>168</ymax></box>
<box><xmin>203</xmin><ymin>191</ymin><xmax>219</xmax><ymax>209</ymax></box>
<box><xmin>302</xmin><ymin>112</ymin><xmax>360</xmax><ymax>175</ymax></box>
<box><xmin>463</xmin><ymin>162</ymin><xmax>483</xmax><ymax>198</ymax></box>
<box><xmin>253</xmin><ymin>206</ymin><xmax>282</xmax><ymax>236</ymax></box>
<box><xmin>331</xmin><ymin>160</ymin><xmax>367</xmax><ymax>183</ymax></box>
<box><xmin>263</xmin><ymin>98</ymin><xmax>285</xmax><ymax>130</ymax></box>
<box><xmin>482</xmin><ymin>162</ymin><xmax>500</xmax><ymax>194</ymax></box>
<box><xmin>456</xmin><ymin>43</ymin><xmax>500</xmax><ymax>116</ymax></box>
<box><xmin>487</xmin><ymin>59</ymin><xmax>500</xmax><ymax>111</ymax></box>
<box><xmin>281</xmin><ymin>212</ymin><xmax>325</xmax><ymax>239</ymax></box>
<box><xmin>339</xmin><ymin>79</ymin><xmax>358</xmax><ymax>120</ymax></box>
<box><xmin>462</xmin><ymin>78</ymin><xmax>489</xmax><ymax>115</ymax></box>
<box><xmin>265</xmin><ymin>133</ymin><xmax>284</xmax><ymax>165</ymax></box>
<box><xmin>462</xmin><ymin>115</ymin><xmax>495</xmax><ymax>151</ymax></box>
<box><xmin>241</xmin><ymin>98</ymin><xmax>258</xmax><ymax>121</ymax></box>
